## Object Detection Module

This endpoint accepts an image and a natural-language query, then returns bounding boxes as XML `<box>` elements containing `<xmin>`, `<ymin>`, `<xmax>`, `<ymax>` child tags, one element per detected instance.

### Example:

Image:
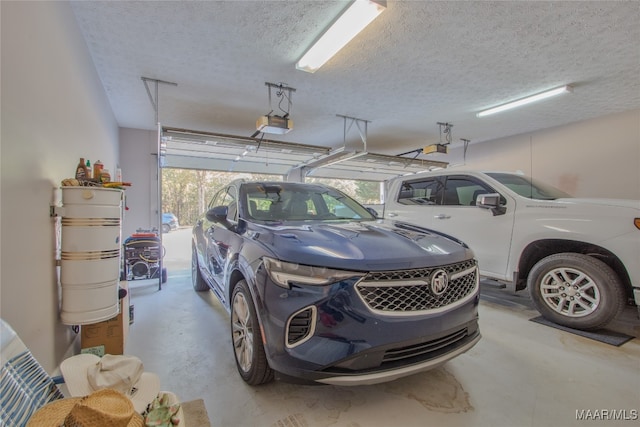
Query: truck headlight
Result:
<box><xmin>263</xmin><ymin>257</ymin><xmax>364</xmax><ymax>289</ymax></box>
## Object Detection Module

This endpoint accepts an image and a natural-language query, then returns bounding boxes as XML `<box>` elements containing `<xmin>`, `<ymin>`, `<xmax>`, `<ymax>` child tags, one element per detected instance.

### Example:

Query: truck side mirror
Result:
<box><xmin>476</xmin><ymin>193</ymin><xmax>500</xmax><ymax>208</ymax></box>
<box><xmin>476</xmin><ymin>193</ymin><xmax>506</xmax><ymax>216</ymax></box>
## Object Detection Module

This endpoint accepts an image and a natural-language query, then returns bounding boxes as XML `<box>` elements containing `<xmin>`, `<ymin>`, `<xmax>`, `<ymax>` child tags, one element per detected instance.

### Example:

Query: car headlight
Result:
<box><xmin>263</xmin><ymin>257</ymin><xmax>364</xmax><ymax>289</ymax></box>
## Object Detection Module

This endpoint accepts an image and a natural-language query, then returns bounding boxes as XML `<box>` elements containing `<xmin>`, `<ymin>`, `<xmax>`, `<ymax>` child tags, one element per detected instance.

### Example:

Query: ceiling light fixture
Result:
<box><xmin>477</xmin><ymin>85</ymin><xmax>572</xmax><ymax>117</ymax></box>
<box><xmin>296</xmin><ymin>0</ymin><xmax>386</xmax><ymax>73</ymax></box>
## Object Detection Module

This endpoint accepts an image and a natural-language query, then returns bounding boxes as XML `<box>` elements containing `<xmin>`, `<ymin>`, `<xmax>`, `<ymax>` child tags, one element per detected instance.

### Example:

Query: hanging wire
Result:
<box><xmin>437</xmin><ymin>122</ymin><xmax>454</xmax><ymax>145</ymax></box>
<box><xmin>461</xmin><ymin>138</ymin><xmax>470</xmax><ymax>163</ymax></box>
<box><xmin>256</xmin><ymin>132</ymin><xmax>264</xmax><ymax>152</ymax></box>
<box><xmin>265</xmin><ymin>82</ymin><xmax>295</xmax><ymax>117</ymax></box>
<box><xmin>277</xmin><ymin>88</ymin><xmax>293</xmax><ymax>117</ymax></box>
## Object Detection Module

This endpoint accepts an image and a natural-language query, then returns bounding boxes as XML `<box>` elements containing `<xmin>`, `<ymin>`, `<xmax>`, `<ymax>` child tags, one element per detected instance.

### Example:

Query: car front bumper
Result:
<box><xmin>254</xmin><ymin>266</ymin><xmax>481</xmax><ymax>385</ymax></box>
<box><xmin>317</xmin><ymin>331</ymin><xmax>481</xmax><ymax>386</ymax></box>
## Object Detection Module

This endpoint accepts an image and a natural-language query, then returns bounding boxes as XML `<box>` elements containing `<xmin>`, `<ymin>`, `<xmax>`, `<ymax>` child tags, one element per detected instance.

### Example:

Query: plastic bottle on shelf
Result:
<box><xmin>85</xmin><ymin>159</ymin><xmax>92</xmax><ymax>179</ymax></box>
<box><xmin>75</xmin><ymin>158</ymin><xmax>88</xmax><ymax>180</ymax></box>
<box><xmin>93</xmin><ymin>160</ymin><xmax>103</xmax><ymax>180</ymax></box>
<box><xmin>115</xmin><ymin>166</ymin><xmax>122</xmax><ymax>183</ymax></box>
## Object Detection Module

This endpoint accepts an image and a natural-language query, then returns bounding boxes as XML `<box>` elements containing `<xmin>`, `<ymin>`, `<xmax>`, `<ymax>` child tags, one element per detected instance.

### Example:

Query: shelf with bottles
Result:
<box><xmin>67</xmin><ymin>158</ymin><xmax>129</xmax><ymax>189</ymax></box>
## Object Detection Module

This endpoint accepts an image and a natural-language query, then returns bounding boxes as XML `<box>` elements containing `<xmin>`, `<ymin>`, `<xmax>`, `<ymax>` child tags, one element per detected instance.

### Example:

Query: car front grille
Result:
<box><xmin>355</xmin><ymin>259</ymin><xmax>478</xmax><ymax>314</ymax></box>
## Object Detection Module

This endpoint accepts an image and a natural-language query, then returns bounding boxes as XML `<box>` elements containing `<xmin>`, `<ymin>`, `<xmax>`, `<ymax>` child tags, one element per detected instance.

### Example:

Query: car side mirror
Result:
<box><xmin>206</xmin><ymin>205</ymin><xmax>227</xmax><ymax>221</ymax></box>
<box><xmin>365</xmin><ymin>207</ymin><xmax>379</xmax><ymax>218</ymax></box>
<box><xmin>206</xmin><ymin>205</ymin><xmax>234</xmax><ymax>228</ymax></box>
<box><xmin>476</xmin><ymin>193</ymin><xmax>506</xmax><ymax>216</ymax></box>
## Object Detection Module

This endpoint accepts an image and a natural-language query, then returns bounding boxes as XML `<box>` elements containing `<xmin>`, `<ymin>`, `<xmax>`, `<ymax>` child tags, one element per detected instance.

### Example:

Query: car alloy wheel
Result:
<box><xmin>191</xmin><ymin>244</ymin><xmax>208</xmax><ymax>291</ymax></box>
<box><xmin>232</xmin><ymin>291</ymin><xmax>253</xmax><ymax>373</ymax></box>
<box><xmin>230</xmin><ymin>280</ymin><xmax>273</xmax><ymax>385</ymax></box>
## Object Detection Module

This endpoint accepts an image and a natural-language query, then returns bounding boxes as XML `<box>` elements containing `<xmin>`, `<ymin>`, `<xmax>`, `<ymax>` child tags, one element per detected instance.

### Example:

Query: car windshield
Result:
<box><xmin>242</xmin><ymin>182</ymin><xmax>376</xmax><ymax>222</ymax></box>
<box><xmin>486</xmin><ymin>173</ymin><xmax>572</xmax><ymax>200</ymax></box>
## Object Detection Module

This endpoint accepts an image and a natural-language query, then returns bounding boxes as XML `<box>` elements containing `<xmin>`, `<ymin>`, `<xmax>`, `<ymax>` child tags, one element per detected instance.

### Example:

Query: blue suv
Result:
<box><xmin>162</xmin><ymin>212</ymin><xmax>179</xmax><ymax>233</ymax></box>
<box><xmin>192</xmin><ymin>181</ymin><xmax>481</xmax><ymax>385</ymax></box>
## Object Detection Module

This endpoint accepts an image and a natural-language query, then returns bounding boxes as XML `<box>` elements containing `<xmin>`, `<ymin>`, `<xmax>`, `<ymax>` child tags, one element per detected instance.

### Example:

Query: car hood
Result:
<box><xmin>249</xmin><ymin>220</ymin><xmax>473</xmax><ymax>271</ymax></box>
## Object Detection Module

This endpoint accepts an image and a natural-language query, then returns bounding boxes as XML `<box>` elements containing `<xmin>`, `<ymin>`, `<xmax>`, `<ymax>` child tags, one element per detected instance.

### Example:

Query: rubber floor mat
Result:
<box><xmin>529</xmin><ymin>316</ymin><xmax>634</xmax><ymax>346</ymax></box>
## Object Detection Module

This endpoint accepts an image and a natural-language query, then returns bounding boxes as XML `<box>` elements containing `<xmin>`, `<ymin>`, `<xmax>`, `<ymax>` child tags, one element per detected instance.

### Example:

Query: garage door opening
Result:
<box><xmin>160</xmin><ymin>169</ymin><xmax>282</xmax><ymax>273</ymax></box>
<box><xmin>157</xmin><ymin>126</ymin><xmax>447</xmax><ymax>277</ymax></box>
<box><xmin>161</xmin><ymin>169</ymin><xmax>284</xmax><ymax>228</ymax></box>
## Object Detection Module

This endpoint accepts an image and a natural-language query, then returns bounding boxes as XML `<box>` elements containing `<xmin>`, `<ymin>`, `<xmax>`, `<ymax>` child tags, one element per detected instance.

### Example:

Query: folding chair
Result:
<box><xmin>1</xmin><ymin>319</ymin><xmax>64</xmax><ymax>427</ymax></box>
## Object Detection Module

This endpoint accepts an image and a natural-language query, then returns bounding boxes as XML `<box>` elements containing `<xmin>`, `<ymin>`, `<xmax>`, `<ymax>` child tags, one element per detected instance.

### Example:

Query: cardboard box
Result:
<box><xmin>81</xmin><ymin>281</ymin><xmax>129</xmax><ymax>356</ymax></box>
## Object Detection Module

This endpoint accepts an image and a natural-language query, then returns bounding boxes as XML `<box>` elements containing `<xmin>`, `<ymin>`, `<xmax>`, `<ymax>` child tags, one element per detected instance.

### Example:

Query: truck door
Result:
<box><xmin>432</xmin><ymin>175</ymin><xmax>515</xmax><ymax>279</ymax></box>
<box><xmin>385</xmin><ymin>176</ymin><xmax>444</xmax><ymax>228</ymax></box>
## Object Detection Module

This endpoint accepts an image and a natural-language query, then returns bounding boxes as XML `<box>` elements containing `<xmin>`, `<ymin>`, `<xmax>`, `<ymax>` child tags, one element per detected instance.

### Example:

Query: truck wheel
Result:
<box><xmin>191</xmin><ymin>244</ymin><xmax>209</xmax><ymax>292</ymax></box>
<box><xmin>231</xmin><ymin>280</ymin><xmax>274</xmax><ymax>385</ymax></box>
<box><xmin>528</xmin><ymin>253</ymin><xmax>626</xmax><ymax>330</ymax></box>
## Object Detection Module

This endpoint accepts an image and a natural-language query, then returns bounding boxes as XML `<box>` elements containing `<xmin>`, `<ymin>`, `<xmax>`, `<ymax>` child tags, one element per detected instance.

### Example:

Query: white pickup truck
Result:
<box><xmin>378</xmin><ymin>170</ymin><xmax>640</xmax><ymax>330</ymax></box>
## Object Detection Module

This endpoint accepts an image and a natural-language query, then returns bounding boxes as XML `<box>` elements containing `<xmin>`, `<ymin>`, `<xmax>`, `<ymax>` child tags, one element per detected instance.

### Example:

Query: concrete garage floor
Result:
<box><xmin>125</xmin><ymin>229</ymin><xmax>640</xmax><ymax>427</ymax></box>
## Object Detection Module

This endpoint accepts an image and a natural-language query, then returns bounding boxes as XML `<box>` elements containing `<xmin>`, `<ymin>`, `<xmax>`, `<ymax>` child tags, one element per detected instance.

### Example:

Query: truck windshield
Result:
<box><xmin>486</xmin><ymin>173</ymin><xmax>572</xmax><ymax>200</ymax></box>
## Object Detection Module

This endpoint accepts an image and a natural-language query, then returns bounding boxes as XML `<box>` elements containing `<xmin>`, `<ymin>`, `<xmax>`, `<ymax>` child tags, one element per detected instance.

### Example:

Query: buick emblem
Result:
<box><xmin>430</xmin><ymin>269</ymin><xmax>449</xmax><ymax>295</ymax></box>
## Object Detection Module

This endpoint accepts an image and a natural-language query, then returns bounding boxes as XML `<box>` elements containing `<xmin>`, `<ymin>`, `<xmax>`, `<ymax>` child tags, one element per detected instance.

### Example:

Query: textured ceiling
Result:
<box><xmin>70</xmin><ymin>1</ymin><xmax>640</xmax><ymax>157</ymax></box>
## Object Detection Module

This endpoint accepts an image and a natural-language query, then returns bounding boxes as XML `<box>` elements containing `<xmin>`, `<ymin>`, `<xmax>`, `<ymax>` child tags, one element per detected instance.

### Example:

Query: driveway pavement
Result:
<box><xmin>161</xmin><ymin>227</ymin><xmax>192</xmax><ymax>274</ymax></box>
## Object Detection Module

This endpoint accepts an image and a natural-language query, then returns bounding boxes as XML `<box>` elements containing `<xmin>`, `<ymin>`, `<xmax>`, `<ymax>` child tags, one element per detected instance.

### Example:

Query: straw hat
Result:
<box><xmin>60</xmin><ymin>354</ymin><xmax>160</xmax><ymax>413</ymax></box>
<box><xmin>27</xmin><ymin>389</ymin><xmax>143</xmax><ymax>426</ymax></box>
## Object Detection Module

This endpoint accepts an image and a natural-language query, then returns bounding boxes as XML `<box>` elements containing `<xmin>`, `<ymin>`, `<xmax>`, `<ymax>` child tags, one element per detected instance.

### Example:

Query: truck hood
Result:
<box><xmin>518</xmin><ymin>197</ymin><xmax>640</xmax><ymax>240</ymax></box>
<box><xmin>554</xmin><ymin>198</ymin><xmax>640</xmax><ymax>211</ymax></box>
<box><xmin>250</xmin><ymin>220</ymin><xmax>473</xmax><ymax>272</ymax></box>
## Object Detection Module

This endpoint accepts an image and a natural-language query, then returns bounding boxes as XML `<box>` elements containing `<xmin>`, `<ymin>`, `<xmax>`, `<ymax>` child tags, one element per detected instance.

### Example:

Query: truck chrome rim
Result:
<box><xmin>540</xmin><ymin>267</ymin><xmax>600</xmax><ymax>318</ymax></box>
<box><xmin>232</xmin><ymin>293</ymin><xmax>253</xmax><ymax>372</ymax></box>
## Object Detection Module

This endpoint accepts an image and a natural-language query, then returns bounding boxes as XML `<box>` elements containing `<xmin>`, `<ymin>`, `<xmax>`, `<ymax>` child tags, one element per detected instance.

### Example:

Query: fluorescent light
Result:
<box><xmin>477</xmin><ymin>85</ymin><xmax>573</xmax><ymax>117</ymax></box>
<box><xmin>296</xmin><ymin>0</ymin><xmax>386</xmax><ymax>73</ymax></box>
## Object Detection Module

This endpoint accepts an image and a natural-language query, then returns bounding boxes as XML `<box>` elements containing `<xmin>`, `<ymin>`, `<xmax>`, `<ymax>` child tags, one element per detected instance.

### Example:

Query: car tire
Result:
<box><xmin>231</xmin><ymin>280</ymin><xmax>274</xmax><ymax>385</ymax></box>
<box><xmin>191</xmin><ymin>244</ymin><xmax>209</xmax><ymax>292</ymax></box>
<box><xmin>162</xmin><ymin>224</ymin><xmax>170</xmax><ymax>233</ymax></box>
<box><xmin>528</xmin><ymin>253</ymin><xmax>626</xmax><ymax>330</ymax></box>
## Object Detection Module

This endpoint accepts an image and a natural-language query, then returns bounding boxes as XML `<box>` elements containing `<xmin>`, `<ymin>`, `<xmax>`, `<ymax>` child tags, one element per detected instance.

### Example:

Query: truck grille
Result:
<box><xmin>355</xmin><ymin>260</ymin><xmax>478</xmax><ymax>314</ymax></box>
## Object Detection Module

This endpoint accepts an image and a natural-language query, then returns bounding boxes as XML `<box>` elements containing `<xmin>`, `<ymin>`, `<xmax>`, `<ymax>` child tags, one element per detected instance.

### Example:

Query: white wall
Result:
<box><xmin>0</xmin><ymin>1</ymin><xmax>119</xmax><ymax>372</ymax></box>
<box><xmin>446</xmin><ymin>109</ymin><xmax>640</xmax><ymax>199</ymax></box>
<box><xmin>119</xmin><ymin>128</ymin><xmax>160</xmax><ymax>239</ymax></box>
